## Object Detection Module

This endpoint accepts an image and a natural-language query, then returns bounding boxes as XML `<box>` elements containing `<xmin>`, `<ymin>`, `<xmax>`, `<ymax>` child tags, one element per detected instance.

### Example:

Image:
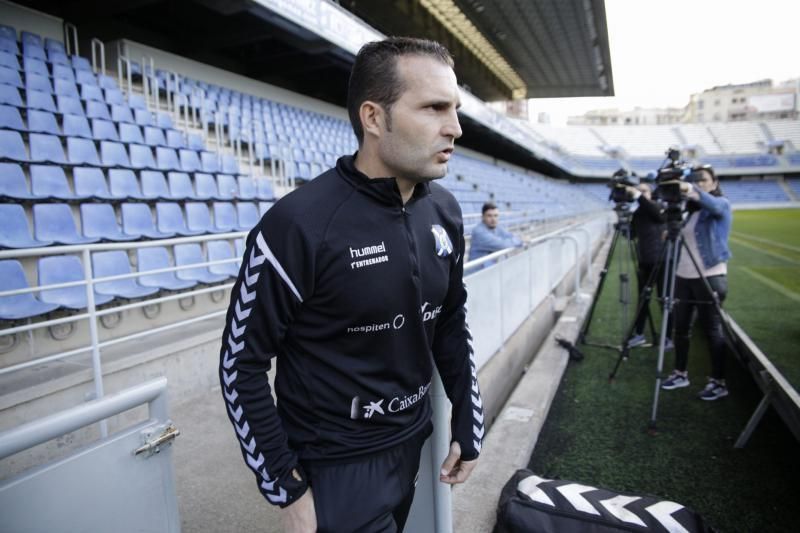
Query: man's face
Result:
<box><xmin>376</xmin><ymin>55</ymin><xmax>462</xmax><ymax>182</ymax></box>
<box><xmin>482</xmin><ymin>208</ymin><xmax>499</xmax><ymax>229</ymax></box>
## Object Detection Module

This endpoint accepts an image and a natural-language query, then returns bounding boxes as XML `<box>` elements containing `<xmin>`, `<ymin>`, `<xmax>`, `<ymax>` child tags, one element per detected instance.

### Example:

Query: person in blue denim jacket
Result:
<box><xmin>468</xmin><ymin>202</ymin><xmax>523</xmax><ymax>263</ymax></box>
<box><xmin>661</xmin><ymin>165</ymin><xmax>733</xmax><ymax>400</ymax></box>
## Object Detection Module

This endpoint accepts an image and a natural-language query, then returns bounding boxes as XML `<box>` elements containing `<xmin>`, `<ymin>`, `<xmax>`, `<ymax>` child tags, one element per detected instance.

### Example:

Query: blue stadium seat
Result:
<box><xmin>134</xmin><ymin>109</ymin><xmax>153</xmax><ymax>127</ymax></box>
<box><xmin>144</xmin><ymin>126</ymin><xmax>167</xmax><ymax>147</ymax></box>
<box><xmin>80</xmin><ymin>203</ymin><xmax>138</xmax><ymax>242</ymax></box>
<box><xmin>108</xmin><ymin>169</ymin><xmax>144</xmax><ymax>199</ymax></box>
<box><xmin>165</xmin><ymin>129</ymin><xmax>185</xmax><ymax>149</ymax></box>
<box><xmin>29</xmin><ymin>133</ymin><xmax>67</xmax><ymax>164</ymax></box>
<box><xmin>188</xmin><ymin>133</ymin><xmax>205</xmax><ymax>151</ymax></box>
<box><xmin>216</xmin><ymin>174</ymin><xmax>237</xmax><ymax>200</ymax></box>
<box><xmin>136</xmin><ymin>247</ymin><xmax>197</xmax><ymax>291</ymax></box>
<box><xmin>73</xmin><ymin>167</ymin><xmax>115</xmax><ymax>200</ymax></box>
<box><xmin>185</xmin><ymin>202</ymin><xmax>213</xmax><ymax>233</ymax></box>
<box><xmin>104</xmin><ymin>88</ymin><xmax>125</xmax><ymax>106</ymax></box>
<box><xmin>45</xmin><ymin>38</ymin><xmax>65</xmax><ymax>54</ymax></box>
<box><xmin>38</xmin><ymin>255</ymin><xmax>114</xmax><ymax>309</ymax></box>
<box><xmin>26</xmin><ymin>109</ymin><xmax>60</xmax><ymax>134</ymax></box>
<box><xmin>236</xmin><ymin>202</ymin><xmax>260</xmax><ymax>230</ymax></box>
<box><xmin>179</xmin><ymin>149</ymin><xmax>201</xmax><ymax>172</ymax></box>
<box><xmin>128</xmin><ymin>93</ymin><xmax>147</xmax><ymax>110</ymax></box>
<box><xmin>34</xmin><ymin>203</ymin><xmax>99</xmax><ymax>244</ymax></box>
<box><xmin>157</xmin><ymin>112</ymin><xmax>173</xmax><ymax>130</ymax></box>
<box><xmin>0</xmin><ymin>24</ymin><xmax>14</xmax><ymax>40</ymax></box>
<box><xmin>80</xmin><ymin>84</ymin><xmax>104</xmax><ymax>102</ymax></box>
<box><xmin>0</xmin><ymin>51</ymin><xmax>18</xmax><ymax>70</ymax></box>
<box><xmin>22</xmin><ymin>42</ymin><xmax>46</xmax><ymax>61</ymax></box>
<box><xmin>119</xmin><ymin>122</ymin><xmax>144</xmax><ymax>144</ymax></box>
<box><xmin>72</xmin><ymin>56</ymin><xmax>92</xmax><ymax>72</ymax></box>
<box><xmin>0</xmin><ymin>85</ymin><xmax>23</xmax><ymax>107</ymax></box>
<box><xmin>23</xmin><ymin>57</ymin><xmax>48</xmax><ymax>76</ymax></box>
<box><xmin>194</xmin><ymin>173</ymin><xmax>220</xmax><ymax>200</ymax></box>
<box><xmin>111</xmin><ymin>104</ymin><xmax>134</xmax><ymax>124</ymax></box>
<box><xmin>98</xmin><ymin>75</ymin><xmax>118</xmax><ymax>90</ymax></box>
<box><xmin>200</xmin><ymin>151</ymin><xmax>219</xmax><ymax>173</ymax></box>
<box><xmin>100</xmin><ymin>141</ymin><xmax>131</xmax><ymax>167</ymax></box>
<box><xmin>0</xmin><ymin>260</ymin><xmax>61</xmax><ymax>319</ymax></box>
<box><xmin>25</xmin><ymin>72</ymin><xmax>51</xmax><ymax>93</ymax></box>
<box><xmin>27</xmin><ymin>89</ymin><xmax>57</xmax><ymax>112</ymax></box>
<box><xmin>91</xmin><ymin>118</ymin><xmax>119</xmax><ymax>141</ymax></box>
<box><xmin>212</xmin><ymin>202</ymin><xmax>238</xmax><ymax>232</ymax></box>
<box><xmin>30</xmin><ymin>164</ymin><xmax>86</xmax><ymax>200</ymax></box>
<box><xmin>67</xmin><ymin>136</ymin><xmax>101</xmax><ymax>165</ymax></box>
<box><xmin>234</xmin><ymin>238</ymin><xmax>245</xmax><ymax>258</ymax></box>
<box><xmin>207</xmin><ymin>240</ymin><xmax>240</xmax><ymax>279</ymax></box>
<box><xmin>85</xmin><ymin>100</ymin><xmax>110</xmax><ymax>120</ymax></box>
<box><xmin>258</xmin><ymin>201</ymin><xmax>274</xmax><ymax>217</ymax></box>
<box><xmin>62</xmin><ymin>114</ymin><xmax>92</xmax><ymax>138</ymax></box>
<box><xmin>21</xmin><ymin>31</ymin><xmax>43</xmax><ymax>47</ymax></box>
<box><xmin>167</xmin><ymin>172</ymin><xmax>199</xmax><ymax>200</ymax></box>
<box><xmin>47</xmin><ymin>50</ymin><xmax>69</xmax><ymax>67</ymax></box>
<box><xmin>141</xmin><ymin>170</ymin><xmax>170</xmax><ymax>200</ymax></box>
<box><xmin>155</xmin><ymin>146</ymin><xmax>181</xmax><ymax>171</ymax></box>
<box><xmin>0</xmin><ymin>64</ymin><xmax>22</xmax><ymax>85</ymax></box>
<box><xmin>256</xmin><ymin>178</ymin><xmax>275</xmax><ymax>200</ymax></box>
<box><xmin>237</xmin><ymin>175</ymin><xmax>256</xmax><ymax>200</ymax></box>
<box><xmin>0</xmin><ymin>162</ymin><xmax>38</xmax><ymax>200</ymax></box>
<box><xmin>120</xmin><ymin>203</ymin><xmax>174</xmax><ymax>239</ymax></box>
<box><xmin>0</xmin><ymin>37</ymin><xmax>18</xmax><ymax>56</ymax></box>
<box><xmin>174</xmin><ymin>244</ymin><xmax>228</xmax><ymax>284</ymax></box>
<box><xmin>156</xmin><ymin>202</ymin><xmax>203</xmax><ymax>236</ymax></box>
<box><xmin>53</xmin><ymin>78</ymin><xmax>83</xmax><ymax>96</ymax></box>
<box><xmin>56</xmin><ymin>95</ymin><xmax>84</xmax><ymax>116</ymax></box>
<box><xmin>0</xmin><ymin>204</ymin><xmax>52</xmax><ymax>248</ymax></box>
<box><xmin>0</xmin><ymin>104</ymin><xmax>24</xmax><ymax>130</ymax></box>
<box><xmin>52</xmin><ymin>64</ymin><xmax>75</xmax><ymax>82</ymax></box>
<box><xmin>92</xmin><ymin>251</ymin><xmax>159</xmax><ymax>299</ymax></box>
<box><xmin>129</xmin><ymin>143</ymin><xmax>156</xmax><ymax>169</ymax></box>
<box><xmin>75</xmin><ymin>70</ymin><xmax>97</xmax><ymax>86</ymax></box>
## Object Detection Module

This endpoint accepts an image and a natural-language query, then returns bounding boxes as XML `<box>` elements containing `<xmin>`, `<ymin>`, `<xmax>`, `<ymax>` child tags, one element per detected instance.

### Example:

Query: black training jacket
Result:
<box><xmin>218</xmin><ymin>155</ymin><xmax>485</xmax><ymax>507</ymax></box>
<box><xmin>632</xmin><ymin>195</ymin><xmax>666</xmax><ymax>265</ymax></box>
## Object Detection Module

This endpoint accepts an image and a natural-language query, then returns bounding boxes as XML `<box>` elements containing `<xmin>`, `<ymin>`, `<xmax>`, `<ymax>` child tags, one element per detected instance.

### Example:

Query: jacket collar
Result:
<box><xmin>336</xmin><ymin>154</ymin><xmax>431</xmax><ymax>207</ymax></box>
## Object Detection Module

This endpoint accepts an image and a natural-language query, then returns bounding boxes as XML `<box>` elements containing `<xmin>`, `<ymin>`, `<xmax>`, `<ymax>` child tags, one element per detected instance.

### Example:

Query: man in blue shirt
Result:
<box><xmin>468</xmin><ymin>202</ymin><xmax>523</xmax><ymax>262</ymax></box>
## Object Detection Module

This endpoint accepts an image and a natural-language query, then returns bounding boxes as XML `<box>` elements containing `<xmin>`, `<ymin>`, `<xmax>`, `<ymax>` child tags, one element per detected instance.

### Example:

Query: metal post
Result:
<box><xmin>81</xmin><ymin>248</ymin><xmax>107</xmax><ymax>438</ymax></box>
<box><xmin>430</xmin><ymin>374</ymin><xmax>453</xmax><ymax>533</ymax></box>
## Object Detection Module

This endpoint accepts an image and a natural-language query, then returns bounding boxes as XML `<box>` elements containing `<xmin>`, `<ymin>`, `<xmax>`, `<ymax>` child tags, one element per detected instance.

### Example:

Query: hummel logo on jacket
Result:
<box><xmin>219</xmin><ymin>155</ymin><xmax>484</xmax><ymax>507</ymax></box>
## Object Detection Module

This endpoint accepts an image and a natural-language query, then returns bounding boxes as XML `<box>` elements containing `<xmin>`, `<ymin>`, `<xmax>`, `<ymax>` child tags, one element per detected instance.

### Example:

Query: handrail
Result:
<box><xmin>91</xmin><ymin>38</ymin><xmax>105</xmax><ymax>75</ymax></box>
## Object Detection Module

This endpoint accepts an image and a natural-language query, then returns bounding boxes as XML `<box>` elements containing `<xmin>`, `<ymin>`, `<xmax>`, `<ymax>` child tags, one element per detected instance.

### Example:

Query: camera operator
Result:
<box><xmin>660</xmin><ymin>166</ymin><xmax>733</xmax><ymax>401</ymax></box>
<box><xmin>624</xmin><ymin>183</ymin><xmax>672</xmax><ymax>349</ymax></box>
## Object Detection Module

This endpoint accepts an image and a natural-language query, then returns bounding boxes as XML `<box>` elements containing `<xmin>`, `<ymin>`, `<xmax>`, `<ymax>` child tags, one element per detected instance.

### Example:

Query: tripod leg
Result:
<box><xmin>579</xmin><ymin>227</ymin><xmax>620</xmax><ymax>343</ymax></box>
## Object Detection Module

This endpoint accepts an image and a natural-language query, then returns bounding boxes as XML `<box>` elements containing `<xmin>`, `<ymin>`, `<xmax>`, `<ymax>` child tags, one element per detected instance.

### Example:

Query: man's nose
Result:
<box><xmin>443</xmin><ymin>110</ymin><xmax>462</xmax><ymax>139</ymax></box>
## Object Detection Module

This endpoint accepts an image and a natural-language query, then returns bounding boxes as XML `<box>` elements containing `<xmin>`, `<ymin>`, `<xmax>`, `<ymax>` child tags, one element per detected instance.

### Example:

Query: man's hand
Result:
<box><xmin>439</xmin><ymin>441</ymin><xmax>478</xmax><ymax>485</ymax></box>
<box><xmin>281</xmin><ymin>488</ymin><xmax>317</xmax><ymax>533</ymax></box>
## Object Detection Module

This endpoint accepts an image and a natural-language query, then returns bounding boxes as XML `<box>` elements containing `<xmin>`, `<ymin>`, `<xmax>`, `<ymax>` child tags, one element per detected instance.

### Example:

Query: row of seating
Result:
<box><xmin>2</xmin><ymin>201</ymin><xmax>272</xmax><ymax>248</ymax></box>
<box><xmin>1</xmin><ymin>241</ymin><xmax>244</xmax><ymax>319</ymax></box>
<box><xmin>1</xmin><ymin>87</ymin><xmax>154</xmax><ymax>124</ymax></box>
<box><xmin>0</xmin><ymin>163</ymin><xmax>274</xmax><ymax>202</ymax></box>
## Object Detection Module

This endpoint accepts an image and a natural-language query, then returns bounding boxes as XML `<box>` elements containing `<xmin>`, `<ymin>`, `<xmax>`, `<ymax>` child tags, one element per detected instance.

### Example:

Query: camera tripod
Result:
<box><xmin>578</xmin><ymin>203</ymin><xmax>657</xmax><ymax>351</ymax></box>
<box><xmin>608</xmin><ymin>204</ymin><xmax>738</xmax><ymax>430</ymax></box>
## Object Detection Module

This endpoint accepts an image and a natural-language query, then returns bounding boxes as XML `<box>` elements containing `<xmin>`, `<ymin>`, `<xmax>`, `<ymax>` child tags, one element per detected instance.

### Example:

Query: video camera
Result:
<box><xmin>654</xmin><ymin>148</ymin><xmax>692</xmax><ymax>205</ymax></box>
<box><xmin>607</xmin><ymin>168</ymin><xmax>640</xmax><ymax>204</ymax></box>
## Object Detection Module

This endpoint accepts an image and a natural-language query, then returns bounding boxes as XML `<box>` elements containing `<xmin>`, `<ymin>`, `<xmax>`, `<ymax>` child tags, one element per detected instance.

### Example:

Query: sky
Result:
<box><xmin>527</xmin><ymin>0</ymin><xmax>800</xmax><ymax>125</ymax></box>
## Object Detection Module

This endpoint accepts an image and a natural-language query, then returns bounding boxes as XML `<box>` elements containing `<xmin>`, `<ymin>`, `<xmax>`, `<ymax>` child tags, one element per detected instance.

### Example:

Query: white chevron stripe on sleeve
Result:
<box><xmin>556</xmin><ymin>483</ymin><xmax>601</xmax><ymax>515</ymax></box>
<box><xmin>599</xmin><ymin>495</ymin><xmax>647</xmax><ymax>527</ymax></box>
<box><xmin>645</xmin><ymin>501</ymin><xmax>689</xmax><ymax>533</ymax></box>
<box><xmin>256</xmin><ymin>231</ymin><xmax>303</xmax><ymax>302</ymax></box>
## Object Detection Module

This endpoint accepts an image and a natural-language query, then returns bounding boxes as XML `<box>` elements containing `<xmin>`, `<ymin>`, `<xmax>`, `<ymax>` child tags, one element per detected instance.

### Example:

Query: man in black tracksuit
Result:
<box><xmin>219</xmin><ymin>38</ymin><xmax>483</xmax><ymax>532</ymax></box>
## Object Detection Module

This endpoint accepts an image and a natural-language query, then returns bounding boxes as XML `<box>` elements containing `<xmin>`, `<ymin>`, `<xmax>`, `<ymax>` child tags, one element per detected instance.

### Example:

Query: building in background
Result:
<box><xmin>567</xmin><ymin>106</ymin><xmax>684</xmax><ymax>126</ymax></box>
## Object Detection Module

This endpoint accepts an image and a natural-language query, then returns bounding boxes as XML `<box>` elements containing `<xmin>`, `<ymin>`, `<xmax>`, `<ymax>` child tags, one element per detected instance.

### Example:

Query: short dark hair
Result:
<box><xmin>482</xmin><ymin>202</ymin><xmax>498</xmax><ymax>214</ymax></box>
<box><xmin>347</xmin><ymin>37</ymin><xmax>454</xmax><ymax>145</ymax></box>
<box><xmin>693</xmin><ymin>165</ymin><xmax>723</xmax><ymax>197</ymax></box>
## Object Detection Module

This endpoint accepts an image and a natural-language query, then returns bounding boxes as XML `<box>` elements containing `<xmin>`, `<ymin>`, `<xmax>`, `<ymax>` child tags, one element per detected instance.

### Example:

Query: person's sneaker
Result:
<box><xmin>663</xmin><ymin>338</ymin><xmax>674</xmax><ymax>351</ymax></box>
<box><xmin>627</xmin><ymin>334</ymin><xmax>646</xmax><ymax>348</ymax></box>
<box><xmin>698</xmin><ymin>378</ymin><xmax>729</xmax><ymax>401</ymax></box>
<box><xmin>661</xmin><ymin>371</ymin><xmax>689</xmax><ymax>390</ymax></box>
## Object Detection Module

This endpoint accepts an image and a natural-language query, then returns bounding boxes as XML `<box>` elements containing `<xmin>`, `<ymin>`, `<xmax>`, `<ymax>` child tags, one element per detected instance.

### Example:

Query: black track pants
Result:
<box><xmin>302</xmin><ymin>425</ymin><xmax>431</xmax><ymax>533</ymax></box>
<box><xmin>673</xmin><ymin>275</ymin><xmax>728</xmax><ymax>379</ymax></box>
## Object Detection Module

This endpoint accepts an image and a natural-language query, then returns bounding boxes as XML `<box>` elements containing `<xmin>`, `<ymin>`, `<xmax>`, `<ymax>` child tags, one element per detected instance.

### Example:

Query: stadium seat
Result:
<box><xmin>234</xmin><ymin>238</ymin><xmax>245</xmax><ymax>258</ymax></box>
<box><xmin>47</xmin><ymin>50</ymin><xmax>69</xmax><ymax>67</ymax></box>
<box><xmin>67</xmin><ymin>136</ymin><xmax>101</xmax><ymax>166</ymax></box>
<box><xmin>136</xmin><ymin>247</ymin><xmax>197</xmax><ymax>290</ymax></box>
<box><xmin>23</xmin><ymin>43</ymin><xmax>46</xmax><ymax>62</ymax></box>
<box><xmin>52</xmin><ymin>64</ymin><xmax>75</xmax><ymax>82</ymax></box>
<box><xmin>38</xmin><ymin>255</ymin><xmax>114</xmax><ymax>309</ymax></box>
<box><xmin>75</xmin><ymin>70</ymin><xmax>97</xmax><ymax>86</ymax></box>
<box><xmin>85</xmin><ymin>101</ymin><xmax>110</xmax><ymax>120</ymax></box>
<box><xmin>166</xmin><ymin>172</ymin><xmax>199</xmax><ymax>200</ymax></box>
<box><xmin>179</xmin><ymin>149</ymin><xmax>202</xmax><ymax>172</ymax></box>
<box><xmin>92</xmin><ymin>251</ymin><xmax>160</xmax><ymax>299</ymax></box>
<box><xmin>80</xmin><ymin>203</ymin><xmax>138</xmax><ymax>241</ymax></box>
<box><xmin>33</xmin><ymin>203</ymin><xmax>99</xmax><ymax>244</ymax></box>
<box><xmin>165</xmin><ymin>129</ymin><xmax>185</xmax><ymax>149</ymax></box>
<box><xmin>26</xmin><ymin>89</ymin><xmax>57</xmax><ymax>112</ymax></box>
<box><xmin>56</xmin><ymin>95</ymin><xmax>84</xmax><ymax>116</ymax></box>
<box><xmin>0</xmin><ymin>204</ymin><xmax>53</xmax><ymax>248</ymax></box>
<box><xmin>0</xmin><ymin>52</ymin><xmax>20</xmax><ymax>72</ymax></box>
<box><xmin>29</xmin><ymin>133</ymin><xmax>67</xmax><ymax>164</ymax></box>
<box><xmin>30</xmin><ymin>164</ymin><xmax>86</xmax><ymax>200</ymax></box>
<box><xmin>23</xmin><ymin>57</ymin><xmax>48</xmax><ymax>76</ymax></box>
<box><xmin>80</xmin><ymin>84</ymin><xmax>104</xmax><ymax>102</ymax></box>
<box><xmin>188</xmin><ymin>133</ymin><xmax>205</xmax><ymax>151</ymax></box>
<box><xmin>237</xmin><ymin>175</ymin><xmax>256</xmax><ymax>200</ymax></box>
<box><xmin>111</xmin><ymin>104</ymin><xmax>134</xmax><ymax>124</ymax></box>
<box><xmin>174</xmin><ymin>243</ymin><xmax>228</xmax><ymax>284</ymax></box>
<box><xmin>119</xmin><ymin>122</ymin><xmax>144</xmax><ymax>144</ymax></box>
<box><xmin>26</xmin><ymin>109</ymin><xmax>60</xmax><ymax>134</ymax></box>
<box><xmin>156</xmin><ymin>202</ymin><xmax>204</xmax><ymax>236</ymax></box>
<box><xmin>100</xmin><ymin>141</ymin><xmax>131</xmax><ymax>167</ymax></box>
<box><xmin>72</xmin><ymin>55</ymin><xmax>92</xmax><ymax>72</ymax></box>
<box><xmin>0</xmin><ymin>37</ymin><xmax>17</xmax><ymax>56</ymax></box>
<box><xmin>157</xmin><ymin>112</ymin><xmax>173</xmax><ymax>130</ymax></box>
<box><xmin>25</xmin><ymin>72</ymin><xmax>52</xmax><ymax>93</ymax></box>
<box><xmin>62</xmin><ymin>114</ymin><xmax>92</xmax><ymax>138</ymax></box>
<box><xmin>98</xmin><ymin>75</ymin><xmax>117</xmax><ymax>90</ymax></box>
<box><xmin>0</xmin><ymin>163</ymin><xmax>38</xmax><ymax>200</ymax></box>
<box><xmin>256</xmin><ymin>178</ymin><xmax>274</xmax><ymax>200</ymax></box>
<box><xmin>236</xmin><ymin>202</ymin><xmax>260</xmax><ymax>230</ymax></box>
<box><xmin>104</xmin><ymin>88</ymin><xmax>125</xmax><ymax>106</ymax></box>
<box><xmin>207</xmin><ymin>240</ymin><xmax>240</xmax><ymax>278</ymax></box>
<box><xmin>0</xmin><ymin>64</ymin><xmax>22</xmax><ymax>87</ymax></box>
<box><xmin>0</xmin><ymin>25</ymin><xmax>14</xmax><ymax>41</ymax></box>
<box><xmin>108</xmin><ymin>169</ymin><xmax>144</xmax><ymax>199</ymax></box>
<box><xmin>194</xmin><ymin>173</ymin><xmax>220</xmax><ymax>200</ymax></box>
<box><xmin>0</xmin><ymin>85</ymin><xmax>23</xmax><ymax>107</ymax></box>
<box><xmin>129</xmin><ymin>143</ymin><xmax>157</xmax><ymax>170</ymax></box>
<box><xmin>53</xmin><ymin>78</ymin><xmax>79</xmax><ymax>97</ymax></box>
<box><xmin>91</xmin><ymin>118</ymin><xmax>119</xmax><ymax>142</ymax></box>
<box><xmin>140</xmin><ymin>170</ymin><xmax>170</xmax><ymax>200</ymax></box>
<box><xmin>0</xmin><ymin>259</ymin><xmax>61</xmax><ymax>319</ymax></box>
<box><xmin>200</xmin><ymin>151</ymin><xmax>220</xmax><ymax>173</ymax></box>
<box><xmin>0</xmin><ymin>104</ymin><xmax>25</xmax><ymax>130</ymax></box>
<box><xmin>128</xmin><ymin>93</ymin><xmax>147</xmax><ymax>110</ymax></box>
<box><xmin>120</xmin><ymin>203</ymin><xmax>174</xmax><ymax>239</ymax></box>
<box><xmin>0</xmin><ymin>130</ymin><xmax>27</xmax><ymax>161</ymax></box>
<box><xmin>212</xmin><ymin>202</ymin><xmax>238</xmax><ymax>232</ymax></box>
<box><xmin>144</xmin><ymin>126</ymin><xmax>167</xmax><ymax>147</ymax></box>
<box><xmin>216</xmin><ymin>174</ymin><xmax>238</xmax><ymax>200</ymax></box>
<box><xmin>73</xmin><ymin>167</ymin><xmax>115</xmax><ymax>200</ymax></box>
<box><xmin>184</xmin><ymin>202</ymin><xmax>214</xmax><ymax>233</ymax></box>
<box><xmin>21</xmin><ymin>31</ymin><xmax>43</xmax><ymax>47</ymax></box>
<box><xmin>134</xmin><ymin>109</ymin><xmax>153</xmax><ymax>127</ymax></box>
<box><xmin>155</xmin><ymin>146</ymin><xmax>181</xmax><ymax>171</ymax></box>
<box><xmin>258</xmin><ymin>202</ymin><xmax>274</xmax><ymax>217</ymax></box>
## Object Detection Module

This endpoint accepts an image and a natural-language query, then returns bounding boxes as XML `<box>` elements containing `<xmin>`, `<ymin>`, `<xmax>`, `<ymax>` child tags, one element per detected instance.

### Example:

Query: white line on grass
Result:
<box><xmin>730</xmin><ymin>236</ymin><xmax>800</xmax><ymax>265</ymax></box>
<box><xmin>732</xmin><ymin>231</ymin><xmax>800</xmax><ymax>253</ymax></box>
<box><xmin>737</xmin><ymin>266</ymin><xmax>800</xmax><ymax>303</ymax></box>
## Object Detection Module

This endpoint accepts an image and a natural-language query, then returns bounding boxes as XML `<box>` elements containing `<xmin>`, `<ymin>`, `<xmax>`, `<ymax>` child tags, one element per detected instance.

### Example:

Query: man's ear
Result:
<box><xmin>360</xmin><ymin>100</ymin><xmax>386</xmax><ymax>140</ymax></box>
